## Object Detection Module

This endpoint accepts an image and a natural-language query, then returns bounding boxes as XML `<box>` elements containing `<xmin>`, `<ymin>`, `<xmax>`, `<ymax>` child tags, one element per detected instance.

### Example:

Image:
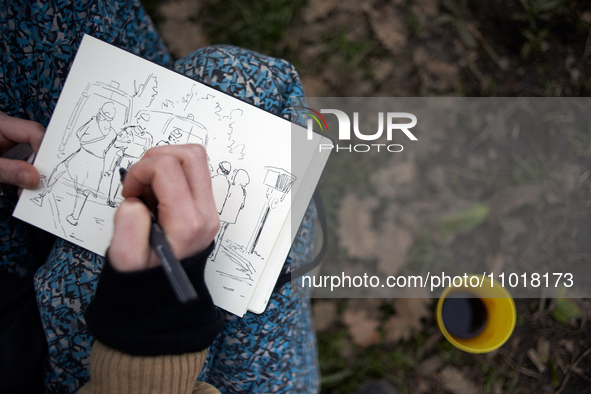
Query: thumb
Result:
<box><xmin>108</xmin><ymin>198</ymin><xmax>153</xmax><ymax>272</ymax></box>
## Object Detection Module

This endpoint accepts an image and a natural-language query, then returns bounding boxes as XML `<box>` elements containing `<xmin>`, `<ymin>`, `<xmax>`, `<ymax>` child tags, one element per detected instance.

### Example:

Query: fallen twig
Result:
<box><xmin>555</xmin><ymin>346</ymin><xmax>591</xmax><ymax>394</ymax></box>
<box><xmin>466</xmin><ymin>22</ymin><xmax>508</xmax><ymax>70</ymax></box>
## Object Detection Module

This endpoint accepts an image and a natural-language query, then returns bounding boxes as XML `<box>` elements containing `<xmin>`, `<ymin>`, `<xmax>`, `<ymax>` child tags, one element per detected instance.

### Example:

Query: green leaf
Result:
<box><xmin>551</xmin><ymin>298</ymin><xmax>584</xmax><ymax>325</ymax></box>
<box><xmin>456</xmin><ymin>22</ymin><xmax>478</xmax><ymax>48</ymax></box>
<box><xmin>434</xmin><ymin>202</ymin><xmax>490</xmax><ymax>236</ymax></box>
<box><xmin>320</xmin><ymin>369</ymin><xmax>353</xmax><ymax>386</ymax></box>
<box><xmin>538</xmin><ymin>0</ymin><xmax>561</xmax><ymax>13</ymax></box>
<box><xmin>436</xmin><ymin>14</ymin><xmax>457</xmax><ymax>25</ymax></box>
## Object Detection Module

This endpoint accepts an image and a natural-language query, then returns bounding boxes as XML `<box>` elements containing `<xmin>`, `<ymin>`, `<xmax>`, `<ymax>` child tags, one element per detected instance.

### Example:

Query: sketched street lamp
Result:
<box><xmin>247</xmin><ymin>166</ymin><xmax>296</xmax><ymax>254</ymax></box>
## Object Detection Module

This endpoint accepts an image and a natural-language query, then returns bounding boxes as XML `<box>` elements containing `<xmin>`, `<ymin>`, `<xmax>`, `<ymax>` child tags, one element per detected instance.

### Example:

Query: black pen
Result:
<box><xmin>119</xmin><ymin>167</ymin><xmax>198</xmax><ymax>303</ymax></box>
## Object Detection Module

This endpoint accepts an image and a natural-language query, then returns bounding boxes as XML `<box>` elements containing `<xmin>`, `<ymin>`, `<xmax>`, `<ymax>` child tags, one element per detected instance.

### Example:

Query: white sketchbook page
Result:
<box><xmin>13</xmin><ymin>35</ymin><xmax>320</xmax><ymax>316</ymax></box>
<box><xmin>247</xmin><ymin>131</ymin><xmax>332</xmax><ymax>313</ymax></box>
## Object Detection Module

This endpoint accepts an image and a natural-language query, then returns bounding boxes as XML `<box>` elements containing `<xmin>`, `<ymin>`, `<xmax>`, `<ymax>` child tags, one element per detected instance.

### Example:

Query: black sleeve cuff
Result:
<box><xmin>85</xmin><ymin>242</ymin><xmax>224</xmax><ymax>356</ymax></box>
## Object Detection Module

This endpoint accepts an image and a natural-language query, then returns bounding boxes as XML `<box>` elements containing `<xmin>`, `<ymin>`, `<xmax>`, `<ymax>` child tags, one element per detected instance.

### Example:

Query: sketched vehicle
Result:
<box><xmin>135</xmin><ymin>110</ymin><xmax>209</xmax><ymax>148</ymax></box>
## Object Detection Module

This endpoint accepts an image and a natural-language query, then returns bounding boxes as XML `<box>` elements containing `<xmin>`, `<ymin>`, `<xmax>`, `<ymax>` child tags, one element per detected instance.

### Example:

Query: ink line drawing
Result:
<box><xmin>215</xmin><ymin>240</ymin><xmax>257</xmax><ymax>286</ymax></box>
<box><xmin>213</xmin><ymin>168</ymin><xmax>250</xmax><ymax>260</ymax></box>
<box><xmin>59</xmin><ymin>81</ymin><xmax>132</xmax><ymax>157</ymax></box>
<box><xmin>25</xmin><ymin>70</ymin><xmax>296</xmax><ymax>299</ymax></box>
<box><xmin>14</xmin><ymin>36</ymin><xmax>323</xmax><ymax>317</ymax></box>
<box><xmin>106</xmin><ymin>112</ymin><xmax>153</xmax><ymax>206</ymax></box>
<box><xmin>31</xmin><ymin>102</ymin><xmax>119</xmax><ymax>225</ymax></box>
<box><xmin>247</xmin><ymin>166</ymin><xmax>296</xmax><ymax>254</ymax></box>
<box><xmin>27</xmin><ymin>72</ymin><xmax>299</xmax><ymax>307</ymax></box>
<box><xmin>211</xmin><ymin>161</ymin><xmax>232</xmax><ymax>214</ymax></box>
<box><xmin>30</xmin><ymin>74</ymin><xmax>218</xmax><ymax>232</ymax></box>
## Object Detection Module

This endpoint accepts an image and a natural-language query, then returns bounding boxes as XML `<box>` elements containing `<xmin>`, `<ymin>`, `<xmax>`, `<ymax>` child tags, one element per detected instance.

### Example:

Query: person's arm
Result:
<box><xmin>81</xmin><ymin>340</ymin><xmax>219</xmax><ymax>394</ymax></box>
<box><xmin>75</xmin><ymin>118</ymin><xmax>91</xmax><ymax>141</ymax></box>
<box><xmin>80</xmin><ymin>247</ymin><xmax>222</xmax><ymax>394</ymax></box>
<box><xmin>0</xmin><ymin>112</ymin><xmax>47</xmax><ymax>391</ymax></box>
<box><xmin>81</xmin><ymin>144</ymin><xmax>224</xmax><ymax>394</ymax></box>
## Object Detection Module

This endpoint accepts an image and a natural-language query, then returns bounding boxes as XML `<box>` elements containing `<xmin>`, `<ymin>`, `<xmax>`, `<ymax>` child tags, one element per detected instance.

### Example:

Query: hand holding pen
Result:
<box><xmin>108</xmin><ymin>144</ymin><xmax>220</xmax><ymax>299</ymax></box>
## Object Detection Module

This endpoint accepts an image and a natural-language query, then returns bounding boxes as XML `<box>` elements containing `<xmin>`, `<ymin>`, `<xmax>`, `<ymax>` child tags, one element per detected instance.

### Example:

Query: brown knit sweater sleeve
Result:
<box><xmin>78</xmin><ymin>341</ymin><xmax>221</xmax><ymax>394</ymax></box>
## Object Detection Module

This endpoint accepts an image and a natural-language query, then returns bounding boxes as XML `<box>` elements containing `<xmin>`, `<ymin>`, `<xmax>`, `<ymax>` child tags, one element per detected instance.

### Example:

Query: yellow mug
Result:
<box><xmin>436</xmin><ymin>275</ymin><xmax>516</xmax><ymax>353</ymax></box>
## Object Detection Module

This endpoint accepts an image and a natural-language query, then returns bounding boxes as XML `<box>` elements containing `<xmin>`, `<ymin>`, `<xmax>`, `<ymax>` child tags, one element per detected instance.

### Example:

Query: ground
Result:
<box><xmin>144</xmin><ymin>0</ymin><xmax>591</xmax><ymax>392</ymax></box>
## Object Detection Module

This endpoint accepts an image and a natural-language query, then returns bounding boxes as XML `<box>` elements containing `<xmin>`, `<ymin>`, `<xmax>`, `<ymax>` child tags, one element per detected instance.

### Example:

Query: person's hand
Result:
<box><xmin>0</xmin><ymin>112</ymin><xmax>44</xmax><ymax>189</ymax></box>
<box><xmin>108</xmin><ymin>144</ymin><xmax>220</xmax><ymax>272</ymax></box>
<box><xmin>88</xmin><ymin>144</ymin><xmax>224</xmax><ymax>358</ymax></box>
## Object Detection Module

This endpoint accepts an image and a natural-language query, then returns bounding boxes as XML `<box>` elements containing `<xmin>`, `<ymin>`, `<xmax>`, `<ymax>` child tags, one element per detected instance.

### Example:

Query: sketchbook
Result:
<box><xmin>13</xmin><ymin>35</ymin><xmax>331</xmax><ymax>317</ymax></box>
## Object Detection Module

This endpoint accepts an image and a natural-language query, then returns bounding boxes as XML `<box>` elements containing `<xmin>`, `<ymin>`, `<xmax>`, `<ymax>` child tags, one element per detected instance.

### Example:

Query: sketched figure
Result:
<box><xmin>31</xmin><ymin>102</ymin><xmax>118</xmax><ymax>225</ymax></box>
<box><xmin>106</xmin><ymin>112</ymin><xmax>154</xmax><ymax>206</ymax></box>
<box><xmin>212</xmin><ymin>169</ymin><xmax>250</xmax><ymax>260</ymax></box>
<box><xmin>155</xmin><ymin>127</ymin><xmax>183</xmax><ymax>147</ymax></box>
<box><xmin>211</xmin><ymin>161</ymin><xmax>231</xmax><ymax>214</ymax></box>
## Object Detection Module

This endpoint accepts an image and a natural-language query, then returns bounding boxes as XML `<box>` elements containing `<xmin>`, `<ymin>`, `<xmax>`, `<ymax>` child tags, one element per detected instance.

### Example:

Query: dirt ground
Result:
<box><xmin>150</xmin><ymin>1</ymin><xmax>591</xmax><ymax>392</ymax></box>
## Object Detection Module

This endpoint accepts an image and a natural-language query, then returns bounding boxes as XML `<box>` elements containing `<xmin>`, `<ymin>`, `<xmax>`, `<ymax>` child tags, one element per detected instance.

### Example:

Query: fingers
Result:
<box><xmin>119</xmin><ymin>144</ymin><xmax>219</xmax><ymax>262</ymax></box>
<box><xmin>0</xmin><ymin>112</ymin><xmax>45</xmax><ymax>153</ymax></box>
<box><xmin>0</xmin><ymin>158</ymin><xmax>40</xmax><ymax>188</ymax></box>
<box><xmin>129</xmin><ymin>144</ymin><xmax>214</xmax><ymax>204</ymax></box>
<box><xmin>0</xmin><ymin>112</ymin><xmax>45</xmax><ymax>189</ymax></box>
<box><xmin>108</xmin><ymin>198</ymin><xmax>154</xmax><ymax>271</ymax></box>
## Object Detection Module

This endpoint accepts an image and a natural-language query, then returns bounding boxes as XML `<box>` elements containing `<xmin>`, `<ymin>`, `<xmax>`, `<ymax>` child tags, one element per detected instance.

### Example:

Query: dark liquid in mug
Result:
<box><xmin>441</xmin><ymin>292</ymin><xmax>488</xmax><ymax>339</ymax></box>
